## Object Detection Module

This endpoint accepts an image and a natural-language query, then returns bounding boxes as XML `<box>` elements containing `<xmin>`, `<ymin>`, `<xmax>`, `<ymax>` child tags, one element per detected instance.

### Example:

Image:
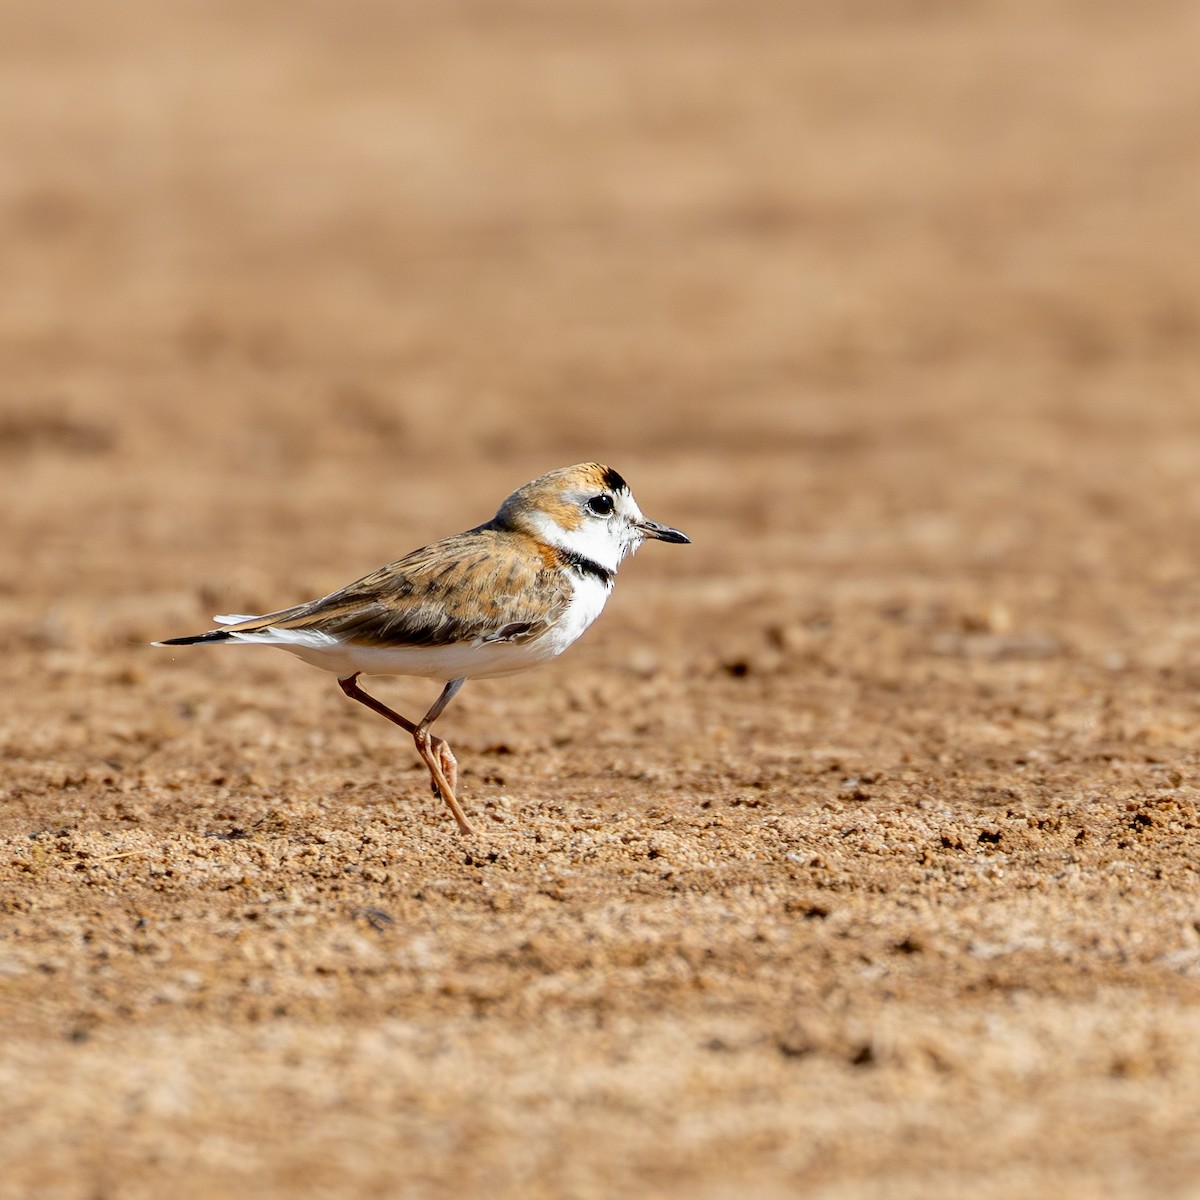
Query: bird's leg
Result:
<box><xmin>432</xmin><ymin>738</ymin><xmax>458</xmax><ymax>796</ymax></box>
<box><xmin>338</xmin><ymin>674</ymin><xmax>475</xmax><ymax>835</ymax></box>
<box><xmin>411</xmin><ymin>679</ymin><xmax>473</xmax><ymax>835</ymax></box>
<box><xmin>338</xmin><ymin>674</ymin><xmax>418</xmax><ymax>733</ymax></box>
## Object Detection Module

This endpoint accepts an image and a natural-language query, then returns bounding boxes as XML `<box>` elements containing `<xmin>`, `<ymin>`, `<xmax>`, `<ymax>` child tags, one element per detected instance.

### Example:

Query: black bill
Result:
<box><xmin>639</xmin><ymin>519</ymin><xmax>691</xmax><ymax>544</ymax></box>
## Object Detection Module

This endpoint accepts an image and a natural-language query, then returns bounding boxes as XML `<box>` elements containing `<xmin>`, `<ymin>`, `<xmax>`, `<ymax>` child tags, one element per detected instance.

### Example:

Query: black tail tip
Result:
<box><xmin>153</xmin><ymin>630</ymin><xmax>232</xmax><ymax>647</ymax></box>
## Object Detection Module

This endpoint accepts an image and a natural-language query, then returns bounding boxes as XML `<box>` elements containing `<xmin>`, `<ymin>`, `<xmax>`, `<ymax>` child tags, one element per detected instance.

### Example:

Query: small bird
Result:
<box><xmin>155</xmin><ymin>463</ymin><xmax>690</xmax><ymax>835</ymax></box>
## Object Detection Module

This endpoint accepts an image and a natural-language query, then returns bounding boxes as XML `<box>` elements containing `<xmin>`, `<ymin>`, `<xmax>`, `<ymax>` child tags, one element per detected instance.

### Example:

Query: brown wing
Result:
<box><xmin>217</xmin><ymin>528</ymin><xmax>571</xmax><ymax>648</ymax></box>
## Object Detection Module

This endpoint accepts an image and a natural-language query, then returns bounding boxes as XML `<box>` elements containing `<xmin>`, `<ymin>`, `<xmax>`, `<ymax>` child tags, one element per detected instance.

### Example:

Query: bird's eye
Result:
<box><xmin>586</xmin><ymin>494</ymin><xmax>615</xmax><ymax>517</ymax></box>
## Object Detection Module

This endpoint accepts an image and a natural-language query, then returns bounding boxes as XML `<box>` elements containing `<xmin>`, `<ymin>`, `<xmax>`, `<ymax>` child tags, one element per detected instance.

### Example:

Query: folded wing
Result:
<box><xmin>210</xmin><ymin>529</ymin><xmax>569</xmax><ymax>650</ymax></box>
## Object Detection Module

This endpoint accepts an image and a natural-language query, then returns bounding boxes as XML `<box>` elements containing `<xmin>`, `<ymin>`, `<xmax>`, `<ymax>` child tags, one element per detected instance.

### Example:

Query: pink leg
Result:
<box><xmin>433</xmin><ymin>736</ymin><xmax>458</xmax><ymax>795</ymax></box>
<box><xmin>338</xmin><ymin>675</ymin><xmax>474</xmax><ymax>835</ymax></box>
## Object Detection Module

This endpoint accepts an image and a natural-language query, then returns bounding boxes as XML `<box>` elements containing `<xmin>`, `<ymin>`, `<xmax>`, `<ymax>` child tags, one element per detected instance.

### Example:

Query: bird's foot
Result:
<box><xmin>429</xmin><ymin>735</ymin><xmax>458</xmax><ymax>796</ymax></box>
<box><xmin>415</xmin><ymin>732</ymin><xmax>474</xmax><ymax>836</ymax></box>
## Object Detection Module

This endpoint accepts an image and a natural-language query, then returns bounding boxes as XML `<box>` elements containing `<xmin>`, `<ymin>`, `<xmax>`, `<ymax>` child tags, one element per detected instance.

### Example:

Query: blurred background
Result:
<box><xmin>4</xmin><ymin>0</ymin><xmax>1199</xmax><ymax>652</ymax></box>
<box><xmin>5</xmin><ymin>2</ymin><xmax>1200</xmax><ymax>1195</ymax></box>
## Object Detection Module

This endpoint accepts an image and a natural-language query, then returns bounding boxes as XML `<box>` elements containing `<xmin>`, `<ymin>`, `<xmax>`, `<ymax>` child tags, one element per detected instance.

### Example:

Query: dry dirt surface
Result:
<box><xmin>5</xmin><ymin>2</ymin><xmax>1200</xmax><ymax>1197</ymax></box>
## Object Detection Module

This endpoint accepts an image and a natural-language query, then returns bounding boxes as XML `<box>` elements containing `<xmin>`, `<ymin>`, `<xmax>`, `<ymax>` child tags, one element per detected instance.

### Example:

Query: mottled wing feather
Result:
<box><xmin>216</xmin><ymin>529</ymin><xmax>571</xmax><ymax>649</ymax></box>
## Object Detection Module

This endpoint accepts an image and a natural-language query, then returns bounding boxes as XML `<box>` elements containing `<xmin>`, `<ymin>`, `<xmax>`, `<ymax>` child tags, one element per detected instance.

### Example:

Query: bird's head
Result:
<box><xmin>494</xmin><ymin>463</ymin><xmax>690</xmax><ymax>576</ymax></box>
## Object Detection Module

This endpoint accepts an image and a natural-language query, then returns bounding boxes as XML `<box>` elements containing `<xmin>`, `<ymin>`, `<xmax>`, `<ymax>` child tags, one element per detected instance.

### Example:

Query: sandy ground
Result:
<box><xmin>4</xmin><ymin>1</ymin><xmax>1200</xmax><ymax>1196</ymax></box>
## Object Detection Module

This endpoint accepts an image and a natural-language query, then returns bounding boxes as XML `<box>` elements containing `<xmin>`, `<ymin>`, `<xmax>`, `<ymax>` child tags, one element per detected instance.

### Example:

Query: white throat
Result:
<box><xmin>526</xmin><ymin>510</ymin><xmax>631</xmax><ymax>577</ymax></box>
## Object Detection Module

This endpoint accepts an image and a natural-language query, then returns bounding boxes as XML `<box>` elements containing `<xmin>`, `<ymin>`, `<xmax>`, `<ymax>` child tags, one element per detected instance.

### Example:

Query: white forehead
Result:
<box><xmin>614</xmin><ymin>488</ymin><xmax>644</xmax><ymax>520</ymax></box>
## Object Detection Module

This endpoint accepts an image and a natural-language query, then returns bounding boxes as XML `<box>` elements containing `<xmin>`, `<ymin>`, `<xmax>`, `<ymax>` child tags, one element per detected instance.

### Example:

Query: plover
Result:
<box><xmin>155</xmin><ymin>463</ymin><xmax>690</xmax><ymax>835</ymax></box>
